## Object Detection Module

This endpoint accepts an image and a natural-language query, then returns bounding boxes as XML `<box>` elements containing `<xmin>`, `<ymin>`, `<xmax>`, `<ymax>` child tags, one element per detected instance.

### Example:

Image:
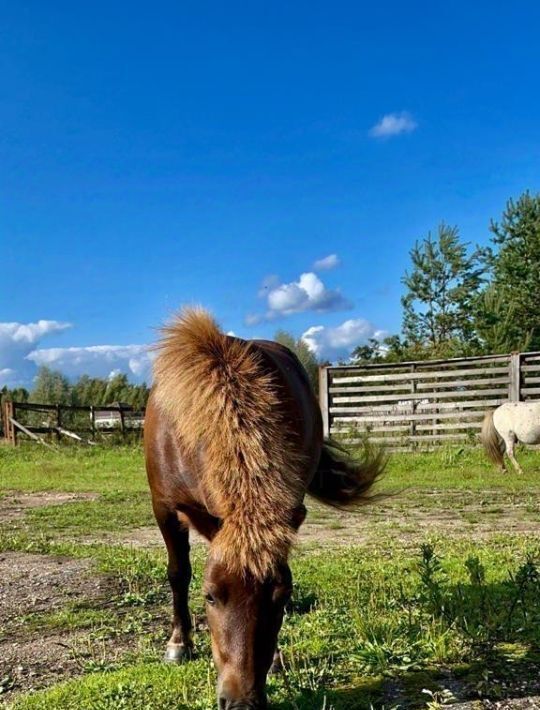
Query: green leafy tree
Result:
<box><xmin>350</xmin><ymin>338</ymin><xmax>383</xmax><ymax>364</ymax></box>
<box><xmin>71</xmin><ymin>373</ymin><xmax>149</xmax><ymax>408</ymax></box>
<box><xmin>32</xmin><ymin>367</ymin><xmax>72</xmax><ymax>405</ymax></box>
<box><xmin>486</xmin><ymin>191</ymin><xmax>540</xmax><ymax>350</ymax></box>
<box><xmin>401</xmin><ymin>223</ymin><xmax>484</xmax><ymax>356</ymax></box>
<box><xmin>274</xmin><ymin>330</ymin><xmax>320</xmax><ymax>392</ymax></box>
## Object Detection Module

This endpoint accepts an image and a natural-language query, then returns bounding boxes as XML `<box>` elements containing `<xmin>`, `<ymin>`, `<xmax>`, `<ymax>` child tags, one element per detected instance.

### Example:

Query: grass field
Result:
<box><xmin>1</xmin><ymin>443</ymin><xmax>540</xmax><ymax>709</ymax></box>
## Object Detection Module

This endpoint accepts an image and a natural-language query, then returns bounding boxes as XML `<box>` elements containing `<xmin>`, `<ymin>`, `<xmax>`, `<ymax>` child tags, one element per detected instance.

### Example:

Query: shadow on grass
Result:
<box><xmin>272</xmin><ymin>647</ymin><xmax>540</xmax><ymax>709</ymax></box>
<box><xmin>288</xmin><ymin>584</ymin><xmax>318</xmax><ymax>616</ymax></box>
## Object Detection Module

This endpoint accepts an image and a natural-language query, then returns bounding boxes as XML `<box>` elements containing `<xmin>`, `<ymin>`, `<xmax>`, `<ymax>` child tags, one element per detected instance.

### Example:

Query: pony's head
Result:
<box><xmin>204</xmin><ymin>553</ymin><xmax>292</xmax><ymax>710</ymax></box>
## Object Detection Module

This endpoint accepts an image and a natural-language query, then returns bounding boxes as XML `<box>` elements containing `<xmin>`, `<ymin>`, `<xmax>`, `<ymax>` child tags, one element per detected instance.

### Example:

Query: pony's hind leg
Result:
<box><xmin>154</xmin><ymin>504</ymin><xmax>194</xmax><ymax>661</ymax></box>
<box><xmin>504</xmin><ymin>433</ymin><xmax>523</xmax><ymax>475</ymax></box>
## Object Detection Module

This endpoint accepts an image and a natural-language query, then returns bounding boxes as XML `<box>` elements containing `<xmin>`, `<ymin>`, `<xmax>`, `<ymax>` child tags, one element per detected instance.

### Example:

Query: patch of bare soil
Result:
<box><xmin>383</xmin><ymin>667</ymin><xmax>540</xmax><ymax>709</ymax></box>
<box><xmin>0</xmin><ymin>492</ymin><xmax>97</xmax><ymax>524</ymax></box>
<box><xmin>89</xmin><ymin>525</ymin><xmax>164</xmax><ymax>548</ymax></box>
<box><xmin>0</xmin><ymin>552</ymin><xmax>122</xmax><ymax>701</ymax></box>
<box><xmin>81</xmin><ymin>492</ymin><xmax>540</xmax><ymax>551</ymax></box>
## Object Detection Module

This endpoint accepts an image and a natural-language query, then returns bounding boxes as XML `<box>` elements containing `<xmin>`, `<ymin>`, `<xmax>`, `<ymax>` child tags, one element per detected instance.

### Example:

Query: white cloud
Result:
<box><xmin>247</xmin><ymin>271</ymin><xmax>352</xmax><ymax>324</ymax></box>
<box><xmin>244</xmin><ymin>313</ymin><xmax>263</xmax><ymax>326</ymax></box>
<box><xmin>369</xmin><ymin>111</ymin><xmax>417</xmax><ymax>138</ymax></box>
<box><xmin>302</xmin><ymin>319</ymin><xmax>387</xmax><ymax>361</ymax></box>
<box><xmin>0</xmin><ymin>319</ymin><xmax>156</xmax><ymax>387</ymax></box>
<box><xmin>0</xmin><ymin>320</ymin><xmax>72</xmax><ymax>387</ymax></box>
<box><xmin>27</xmin><ymin>344</ymin><xmax>154</xmax><ymax>383</ymax></box>
<box><xmin>313</xmin><ymin>254</ymin><xmax>340</xmax><ymax>271</ymax></box>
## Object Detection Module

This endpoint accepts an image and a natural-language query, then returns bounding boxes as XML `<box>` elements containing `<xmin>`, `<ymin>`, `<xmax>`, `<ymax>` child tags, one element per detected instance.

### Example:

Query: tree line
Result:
<box><xmin>1</xmin><ymin>368</ymin><xmax>150</xmax><ymax>409</ymax></box>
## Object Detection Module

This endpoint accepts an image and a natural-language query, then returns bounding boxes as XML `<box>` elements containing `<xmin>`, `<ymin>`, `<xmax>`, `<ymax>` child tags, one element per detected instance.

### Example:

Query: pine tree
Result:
<box><xmin>487</xmin><ymin>191</ymin><xmax>540</xmax><ymax>350</ymax></box>
<box><xmin>401</xmin><ymin>223</ymin><xmax>484</xmax><ymax>355</ymax></box>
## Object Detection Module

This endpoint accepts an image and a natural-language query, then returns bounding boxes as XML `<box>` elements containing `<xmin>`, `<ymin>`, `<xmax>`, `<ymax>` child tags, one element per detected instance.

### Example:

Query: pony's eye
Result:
<box><xmin>205</xmin><ymin>593</ymin><xmax>216</xmax><ymax>606</ymax></box>
<box><xmin>273</xmin><ymin>587</ymin><xmax>293</xmax><ymax>605</ymax></box>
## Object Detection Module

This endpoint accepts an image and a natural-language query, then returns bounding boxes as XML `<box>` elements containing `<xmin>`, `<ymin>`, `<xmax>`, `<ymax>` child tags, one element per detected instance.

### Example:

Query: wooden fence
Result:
<box><xmin>1</xmin><ymin>400</ymin><xmax>145</xmax><ymax>447</ymax></box>
<box><xmin>319</xmin><ymin>351</ymin><xmax>540</xmax><ymax>450</ymax></box>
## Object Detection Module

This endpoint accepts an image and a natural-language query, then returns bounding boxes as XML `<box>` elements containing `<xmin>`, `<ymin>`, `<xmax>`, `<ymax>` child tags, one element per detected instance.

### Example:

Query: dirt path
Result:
<box><xmin>0</xmin><ymin>551</ymin><xmax>125</xmax><ymax>700</ymax></box>
<box><xmin>3</xmin><ymin>488</ymin><xmax>540</xmax><ymax>551</ymax></box>
<box><xmin>83</xmin><ymin>490</ymin><xmax>540</xmax><ymax>550</ymax></box>
<box><xmin>0</xmin><ymin>491</ymin><xmax>97</xmax><ymax>523</ymax></box>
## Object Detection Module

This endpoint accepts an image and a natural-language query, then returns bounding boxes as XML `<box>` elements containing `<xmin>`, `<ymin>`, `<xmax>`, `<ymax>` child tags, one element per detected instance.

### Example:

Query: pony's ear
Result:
<box><xmin>290</xmin><ymin>504</ymin><xmax>307</xmax><ymax>530</ymax></box>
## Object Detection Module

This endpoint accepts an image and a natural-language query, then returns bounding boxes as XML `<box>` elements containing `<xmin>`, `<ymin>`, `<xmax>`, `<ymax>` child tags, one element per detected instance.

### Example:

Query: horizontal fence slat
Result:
<box><xmin>416</xmin><ymin>377</ymin><xmax>509</xmax><ymax>390</ymax></box>
<box><xmin>335</xmin><ymin>424</ymin><xmax>412</xmax><ymax>434</ymax></box>
<box><xmin>329</xmin><ymin>376</ymin><xmax>510</xmax><ymax>395</ymax></box>
<box><xmin>331</xmin><ymin>388</ymin><xmax>507</xmax><ymax>405</ymax></box>
<box><xmin>327</xmin><ymin>353</ymin><xmax>516</xmax><ymax>372</ymax></box>
<box><xmin>415</xmin><ymin>421</ymin><xmax>482</xmax><ymax>431</ymax></box>
<box><xmin>332</xmin><ymin>422</ymin><xmax>483</xmax><ymax>433</ymax></box>
<box><xmin>331</xmin><ymin>411</ymin><xmax>485</xmax><ymax>426</ymax></box>
<box><xmin>341</xmin><ymin>433</ymin><xmax>477</xmax><ymax>444</ymax></box>
<box><xmin>331</xmin><ymin>366</ymin><xmax>510</xmax><ymax>385</ymax></box>
<box><xmin>330</xmin><ymin>398</ymin><xmax>506</xmax><ymax>416</ymax></box>
<box><xmin>329</xmin><ymin>383</ymin><xmax>412</xmax><ymax>394</ymax></box>
<box><xmin>12</xmin><ymin>401</ymin><xmax>145</xmax><ymax>416</ymax></box>
<box><xmin>330</xmin><ymin>407</ymin><xmax>502</xmax><ymax>419</ymax></box>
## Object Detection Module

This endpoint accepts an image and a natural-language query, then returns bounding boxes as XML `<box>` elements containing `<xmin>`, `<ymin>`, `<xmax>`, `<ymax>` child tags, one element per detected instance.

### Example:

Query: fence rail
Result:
<box><xmin>1</xmin><ymin>400</ymin><xmax>145</xmax><ymax>447</ymax></box>
<box><xmin>320</xmin><ymin>351</ymin><xmax>540</xmax><ymax>450</ymax></box>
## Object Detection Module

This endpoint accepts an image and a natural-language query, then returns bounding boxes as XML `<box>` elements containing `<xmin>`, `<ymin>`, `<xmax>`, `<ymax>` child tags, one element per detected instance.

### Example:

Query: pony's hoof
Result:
<box><xmin>164</xmin><ymin>643</ymin><xmax>192</xmax><ymax>663</ymax></box>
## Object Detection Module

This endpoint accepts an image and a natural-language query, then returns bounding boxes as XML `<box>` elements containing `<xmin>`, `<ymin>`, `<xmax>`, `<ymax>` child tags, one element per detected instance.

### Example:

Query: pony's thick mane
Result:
<box><xmin>152</xmin><ymin>307</ymin><xmax>303</xmax><ymax>580</ymax></box>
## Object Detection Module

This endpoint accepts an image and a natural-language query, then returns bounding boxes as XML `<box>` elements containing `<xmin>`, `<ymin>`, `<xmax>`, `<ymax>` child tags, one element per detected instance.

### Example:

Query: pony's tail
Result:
<box><xmin>481</xmin><ymin>410</ymin><xmax>505</xmax><ymax>469</ymax></box>
<box><xmin>308</xmin><ymin>439</ymin><xmax>386</xmax><ymax>507</ymax></box>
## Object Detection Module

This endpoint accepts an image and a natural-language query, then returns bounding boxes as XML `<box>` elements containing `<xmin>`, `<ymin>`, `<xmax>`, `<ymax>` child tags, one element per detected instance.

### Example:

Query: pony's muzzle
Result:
<box><xmin>218</xmin><ymin>693</ymin><xmax>267</xmax><ymax>710</ymax></box>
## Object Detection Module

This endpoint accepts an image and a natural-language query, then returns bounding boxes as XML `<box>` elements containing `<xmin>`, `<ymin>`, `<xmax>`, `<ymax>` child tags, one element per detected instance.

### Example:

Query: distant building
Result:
<box><xmin>93</xmin><ymin>402</ymin><xmax>144</xmax><ymax>430</ymax></box>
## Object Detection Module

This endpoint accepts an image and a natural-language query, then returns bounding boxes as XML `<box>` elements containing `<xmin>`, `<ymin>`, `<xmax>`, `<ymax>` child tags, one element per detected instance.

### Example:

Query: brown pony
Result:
<box><xmin>145</xmin><ymin>308</ymin><xmax>384</xmax><ymax>710</ymax></box>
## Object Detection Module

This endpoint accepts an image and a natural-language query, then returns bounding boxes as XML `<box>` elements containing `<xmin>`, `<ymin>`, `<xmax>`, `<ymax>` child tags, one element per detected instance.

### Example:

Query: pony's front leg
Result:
<box><xmin>154</xmin><ymin>505</ymin><xmax>194</xmax><ymax>661</ymax></box>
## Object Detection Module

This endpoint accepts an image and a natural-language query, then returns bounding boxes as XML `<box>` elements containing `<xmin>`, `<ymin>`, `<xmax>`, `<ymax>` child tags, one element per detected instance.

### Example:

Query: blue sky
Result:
<box><xmin>2</xmin><ymin>1</ymin><xmax>540</xmax><ymax>386</ymax></box>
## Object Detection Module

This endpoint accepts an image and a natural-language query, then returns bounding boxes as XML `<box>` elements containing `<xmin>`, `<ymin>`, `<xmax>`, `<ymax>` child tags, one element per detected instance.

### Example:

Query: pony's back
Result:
<box><xmin>152</xmin><ymin>308</ymin><xmax>303</xmax><ymax>579</ymax></box>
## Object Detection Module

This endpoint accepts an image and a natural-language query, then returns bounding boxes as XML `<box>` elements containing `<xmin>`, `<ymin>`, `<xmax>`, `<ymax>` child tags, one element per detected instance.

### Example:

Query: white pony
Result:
<box><xmin>481</xmin><ymin>402</ymin><xmax>540</xmax><ymax>473</ymax></box>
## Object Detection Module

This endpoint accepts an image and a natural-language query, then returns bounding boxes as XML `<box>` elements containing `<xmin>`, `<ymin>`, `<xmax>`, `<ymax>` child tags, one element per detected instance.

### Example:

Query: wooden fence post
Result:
<box><xmin>55</xmin><ymin>404</ymin><xmax>62</xmax><ymax>443</ymax></box>
<box><xmin>410</xmin><ymin>364</ymin><xmax>417</xmax><ymax>449</ymax></box>
<box><xmin>319</xmin><ymin>366</ymin><xmax>330</xmax><ymax>438</ymax></box>
<box><xmin>4</xmin><ymin>401</ymin><xmax>16</xmax><ymax>446</ymax></box>
<box><xmin>90</xmin><ymin>406</ymin><xmax>96</xmax><ymax>439</ymax></box>
<box><xmin>509</xmin><ymin>352</ymin><xmax>522</xmax><ymax>402</ymax></box>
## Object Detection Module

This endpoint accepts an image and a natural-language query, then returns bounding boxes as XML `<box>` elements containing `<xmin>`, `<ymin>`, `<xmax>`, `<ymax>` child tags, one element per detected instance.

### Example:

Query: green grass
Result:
<box><xmin>381</xmin><ymin>444</ymin><xmax>540</xmax><ymax>492</ymax></box>
<box><xmin>0</xmin><ymin>445</ymin><xmax>146</xmax><ymax>493</ymax></box>
<box><xmin>2</xmin><ymin>443</ymin><xmax>540</xmax><ymax>709</ymax></box>
<box><xmin>3</xmin><ymin>441</ymin><xmax>539</xmax><ymax>496</ymax></box>
<box><xmin>23</xmin><ymin>492</ymin><xmax>154</xmax><ymax>535</ymax></box>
